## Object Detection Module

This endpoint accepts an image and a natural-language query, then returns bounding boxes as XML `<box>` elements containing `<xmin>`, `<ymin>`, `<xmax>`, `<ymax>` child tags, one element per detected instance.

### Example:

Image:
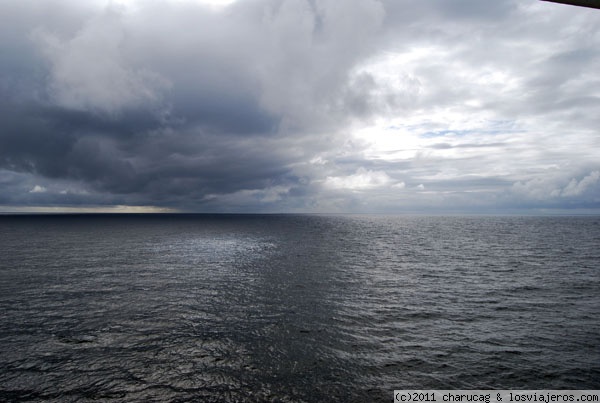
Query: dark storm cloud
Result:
<box><xmin>0</xmin><ymin>0</ymin><xmax>393</xmax><ymax>211</ymax></box>
<box><xmin>0</xmin><ymin>99</ymin><xmax>296</xmax><ymax>203</ymax></box>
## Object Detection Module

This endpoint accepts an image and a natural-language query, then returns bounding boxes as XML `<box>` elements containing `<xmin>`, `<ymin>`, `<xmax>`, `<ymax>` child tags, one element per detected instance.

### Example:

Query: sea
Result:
<box><xmin>0</xmin><ymin>214</ymin><xmax>599</xmax><ymax>402</ymax></box>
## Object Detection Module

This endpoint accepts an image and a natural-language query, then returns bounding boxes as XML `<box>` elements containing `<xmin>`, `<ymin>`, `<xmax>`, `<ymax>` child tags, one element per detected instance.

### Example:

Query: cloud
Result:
<box><xmin>562</xmin><ymin>171</ymin><xmax>600</xmax><ymax>197</ymax></box>
<box><xmin>33</xmin><ymin>7</ymin><xmax>170</xmax><ymax>114</ymax></box>
<box><xmin>512</xmin><ymin>170</ymin><xmax>600</xmax><ymax>204</ymax></box>
<box><xmin>29</xmin><ymin>185</ymin><xmax>47</xmax><ymax>193</ymax></box>
<box><xmin>0</xmin><ymin>0</ymin><xmax>599</xmax><ymax>213</ymax></box>
<box><xmin>324</xmin><ymin>167</ymin><xmax>392</xmax><ymax>190</ymax></box>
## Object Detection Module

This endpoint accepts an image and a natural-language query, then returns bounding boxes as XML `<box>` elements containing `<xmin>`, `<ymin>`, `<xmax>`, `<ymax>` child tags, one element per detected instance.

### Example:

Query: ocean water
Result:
<box><xmin>0</xmin><ymin>214</ymin><xmax>599</xmax><ymax>402</ymax></box>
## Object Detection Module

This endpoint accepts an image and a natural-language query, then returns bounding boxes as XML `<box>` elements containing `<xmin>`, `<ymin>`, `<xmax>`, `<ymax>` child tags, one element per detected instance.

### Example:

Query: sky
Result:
<box><xmin>1</xmin><ymin>0</ymin><xmax>599</xmax><ymax>214</ymax></box>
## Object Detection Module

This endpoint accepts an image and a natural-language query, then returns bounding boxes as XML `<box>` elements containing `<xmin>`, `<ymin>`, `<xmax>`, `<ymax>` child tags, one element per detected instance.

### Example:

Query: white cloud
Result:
<box><xmin>112</xmin><ymin>0</ymin><xmax>237</xmax><ymax>8</ymax></box>
<box><xmin>33</xmin><ymin>7</ymin><xmax>170</xmax><ymax>114</ymax></box>
<box><xmin>512</xmin><ymin>170</ymin><xmax>600</xmax><ymax>202</ymax></box>
<box><xmin>29</xmin><ymin>185</ymin><xmax>47</xmax><ymax>193</ymax></box>
<box><xmin>324</xmin><ymin>167</ymin><xmax>392</xmax><ymax>190</ymax></box>
<box><xmin>561</xmin><ymin>171</ymin><xmax>600</xmax><ymax>197</ymax></box>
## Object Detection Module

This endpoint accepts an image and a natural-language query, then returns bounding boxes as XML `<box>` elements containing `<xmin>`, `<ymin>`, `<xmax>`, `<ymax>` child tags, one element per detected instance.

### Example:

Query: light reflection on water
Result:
<box><xmin>0</xmin><ymin>214</ymin><xmax>599</xmax><ymax>402</ymax></box>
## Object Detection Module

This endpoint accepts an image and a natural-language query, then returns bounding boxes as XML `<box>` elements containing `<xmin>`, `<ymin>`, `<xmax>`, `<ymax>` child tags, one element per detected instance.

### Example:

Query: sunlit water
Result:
<box><xmin>1</xmin><ymin>214</ymin><xmax>599</xmax><ymax>402</ymax></box>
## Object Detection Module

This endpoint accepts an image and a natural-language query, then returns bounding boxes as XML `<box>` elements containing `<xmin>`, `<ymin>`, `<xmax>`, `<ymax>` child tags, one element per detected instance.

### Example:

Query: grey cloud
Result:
<box><xmin>381</xmin><ymin>0</ymin><xmax>517</xmax><ymax>28</ymax></box>
<box><xmin>1</xmin><ymin>0</ymin><xmax>599</xmax><ymax>213</ymax></box>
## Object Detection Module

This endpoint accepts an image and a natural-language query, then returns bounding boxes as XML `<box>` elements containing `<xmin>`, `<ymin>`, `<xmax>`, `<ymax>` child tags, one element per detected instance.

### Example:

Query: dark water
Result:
<box><xmin>1</xmin><ymin>214</ymin><xmax>599</xmax><ymax>402</ymax></box>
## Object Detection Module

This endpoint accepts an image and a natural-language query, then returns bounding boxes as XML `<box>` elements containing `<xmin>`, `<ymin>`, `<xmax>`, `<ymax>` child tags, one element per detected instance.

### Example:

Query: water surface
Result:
<box><xmin>1</xmin><ymin>214</ymin><xmax>599</xmax><ymax>401</ymax></box>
